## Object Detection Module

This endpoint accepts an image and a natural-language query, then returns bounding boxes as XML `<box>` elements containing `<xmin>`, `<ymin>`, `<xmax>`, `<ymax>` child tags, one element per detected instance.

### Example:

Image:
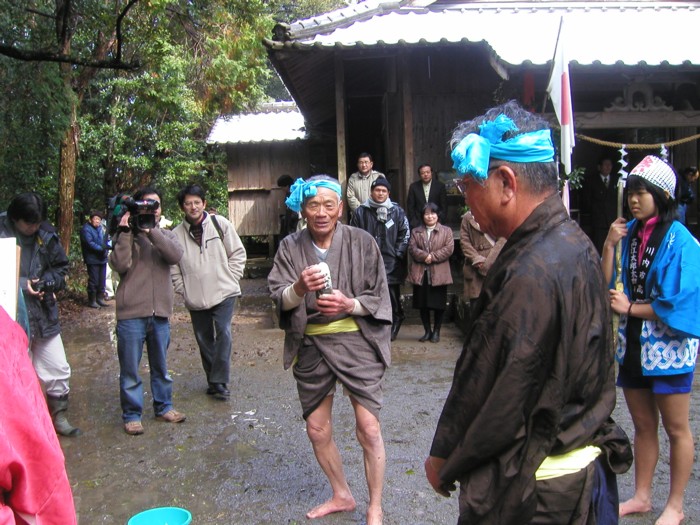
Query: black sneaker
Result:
<box><xmin>206</xmin><ymin>383</ymin><xmax>230</xmax><ymax>400</ymax></box>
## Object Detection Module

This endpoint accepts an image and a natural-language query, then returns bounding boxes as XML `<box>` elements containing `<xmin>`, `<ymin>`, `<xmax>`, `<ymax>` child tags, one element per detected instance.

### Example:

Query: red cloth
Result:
<box><xmin>0</xmin><ymin>307</ymin><xmax>77</xmax><ymax>524</ymax></box>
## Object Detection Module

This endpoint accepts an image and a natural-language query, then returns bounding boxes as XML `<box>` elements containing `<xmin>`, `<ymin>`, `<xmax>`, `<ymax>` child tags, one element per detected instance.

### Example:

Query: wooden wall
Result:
<box><xmin>404</xmin><ymin>47</ymin><xmax>503</xmax><ymax>226</ymax></box>
<box><xmin>408</xmin><ymin>47</ymin><xmax>503</xmax><ymax>175</ymax></box>
<box><xmin>226</xmin><ymin>141</ymin><xmax>309</xmax><ymax>237</ymax></box>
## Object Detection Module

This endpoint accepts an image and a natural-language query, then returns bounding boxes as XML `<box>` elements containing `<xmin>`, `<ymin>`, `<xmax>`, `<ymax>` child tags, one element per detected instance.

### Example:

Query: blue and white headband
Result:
<box><xmin>285</xmin><ymin>178</ymin><xmax>342</xmax><ymax>212</ymax></box>
<box><xmin>451</xmin><ymin>114</ymin><xmax>555</xmax><ymax>182</ymax></box>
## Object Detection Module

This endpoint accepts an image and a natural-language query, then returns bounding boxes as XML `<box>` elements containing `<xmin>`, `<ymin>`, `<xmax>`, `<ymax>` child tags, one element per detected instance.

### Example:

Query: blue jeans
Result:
<box><xmin>117</xmin><ymin>316</ymin><xmax>173</xmax><ymax>422</ymax></box>
<box><xmin>189</xmin><ymin>296</ymin><xmax>236</xmax><ymax>385</ymax></box>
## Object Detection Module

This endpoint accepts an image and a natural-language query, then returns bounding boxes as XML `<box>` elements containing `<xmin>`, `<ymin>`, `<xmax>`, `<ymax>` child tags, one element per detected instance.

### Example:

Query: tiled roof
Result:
<box><xmin>267</xmin><ymin>2</ymin><xmax>700</xmax><ymax>67</ymax></box>
<box><xmin>207</xmin><ymin>103</ymin><xmax>306</xmax><ymax>144</ymax></box>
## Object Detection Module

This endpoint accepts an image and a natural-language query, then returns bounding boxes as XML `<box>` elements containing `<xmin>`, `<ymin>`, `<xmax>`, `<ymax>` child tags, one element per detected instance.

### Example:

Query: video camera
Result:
<box><xmin>108</xmin><ymin>194</ymin><xmax>159</xmax><ymax>233</ymax></box>
<box><xmin>124</xmin><ymin>197</ymin><xmax>159</xmax><ymax>231</ymax></box>
<box><xmin>34</xmin><ymin>279</ymin><xmax>56</xmax><ymax>306</ymax></box>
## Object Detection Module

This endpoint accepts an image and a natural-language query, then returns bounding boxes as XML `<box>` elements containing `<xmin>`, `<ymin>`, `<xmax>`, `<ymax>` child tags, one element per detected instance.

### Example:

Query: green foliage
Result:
<box><xmin>560</xmin><ymin>166</ymin><xmax>585</xmax><ymax>191</ymax></box>
<box><xmin>271</xmin><ymin>0</ymin><xmax>348</xmax><ymax>23</ymax></box>
<box><xmin>262</xmin><ymin>0</ymin><xmax>348</xmax><ymax>100</ymax></box>
<box><xmin>0</xmin><ymin>57</ymin><xmax>71</xmax><ymax>213</ymax></box>
<box><xmin>78</xmin><ymin>60</ymin><xmax>206</xmax><ymax>218</ymax></box>
<box><xmin>0</xmin><ymin>0</ymin><xmax>348</xmax><ymax>231</ymax></box>
<box><xmin>198</xmin><ymin>0</ymin><xmax>274</xmax><ymax>114</ymax></box>
<box><xmin>1</xmin><ymin>0</ymin><xmax>278</xmax><ymax>225</ymax></box>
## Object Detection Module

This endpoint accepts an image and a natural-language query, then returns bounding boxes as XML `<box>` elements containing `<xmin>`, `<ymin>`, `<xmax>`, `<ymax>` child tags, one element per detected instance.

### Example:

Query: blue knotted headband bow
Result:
<box><xmin>285</xmin><ymin>178</ymin><xmax>342</xmax><ymax>212</ymax></box>
<box><xmin>451</xmin><ymin>114</ymin><xmax>555</xmax><ymax>182</ymax></box>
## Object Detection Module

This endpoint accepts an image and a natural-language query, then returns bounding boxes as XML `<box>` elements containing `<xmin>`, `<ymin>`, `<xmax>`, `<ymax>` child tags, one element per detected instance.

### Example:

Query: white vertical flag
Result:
<box><xmin>546</xmin><ymin>17</ymin><xmax>575</xmax><ymax>175</ymax></box>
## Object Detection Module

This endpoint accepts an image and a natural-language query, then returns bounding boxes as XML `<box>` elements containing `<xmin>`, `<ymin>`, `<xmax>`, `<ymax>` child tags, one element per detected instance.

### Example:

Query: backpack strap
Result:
<box><xmin>210</xmin><ymin>214</ymin><xmax>224</xmax><ymax>243</ymax></box>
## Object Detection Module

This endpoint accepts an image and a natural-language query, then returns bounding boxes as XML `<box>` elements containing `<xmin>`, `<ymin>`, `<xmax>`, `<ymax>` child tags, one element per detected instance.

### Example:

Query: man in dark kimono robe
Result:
<box><xmin>425</xmin><ymin>101</ymin><xmax>632</xmax><ymax>524</ymax></box>
<box><xmin>268</xmin><ymin>175</ymin><xmax>392</xmax><ymax>525</ymax></box>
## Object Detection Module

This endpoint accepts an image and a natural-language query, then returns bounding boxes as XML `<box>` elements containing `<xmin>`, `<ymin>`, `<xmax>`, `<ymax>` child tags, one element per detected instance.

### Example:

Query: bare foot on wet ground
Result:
<box><xmin>366</xmin><ymin>503</ymin><xmax>383</xmax><ymax>525</ymax></box>
<box><xmin>306</xmin><ymin>494</ymin><xmax>356</xmax><ymax>519</ymax></box>
<box><xmin>619</xmin><ymin>496</ymin><xmax>652</xmax><ymax>517</ymax></box>
<box><xmin>655</xmin><ymin>506</ymin><xmax>685</xmax><ymax>525</ymax></box>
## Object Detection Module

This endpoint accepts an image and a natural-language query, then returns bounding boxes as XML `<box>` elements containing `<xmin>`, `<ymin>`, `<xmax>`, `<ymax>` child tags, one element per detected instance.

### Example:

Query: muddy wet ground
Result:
<box><xmin>59</xmin><ymin>279</ymin><xmax>699</xmax><ymax>524</ymax></box>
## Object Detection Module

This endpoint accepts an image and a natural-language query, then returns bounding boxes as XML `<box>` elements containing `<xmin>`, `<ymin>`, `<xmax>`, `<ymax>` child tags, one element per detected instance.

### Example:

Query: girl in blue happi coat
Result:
<box><xmin>602</xmin><ymin>155</ymin><xmax>700</xmax><ymax>525</ymax></box>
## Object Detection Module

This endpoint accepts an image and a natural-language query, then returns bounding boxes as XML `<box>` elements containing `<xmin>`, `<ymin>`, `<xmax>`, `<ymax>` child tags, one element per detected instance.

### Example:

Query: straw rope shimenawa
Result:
<box><xmin>548</xmin><ymin>122</ymin><xmax>700</xmax><ymax>150</ymax></box>
<box><xmin>575</xmin><ymin>131</ymin><xmax>700</xmax><ymax>150</ymax></box>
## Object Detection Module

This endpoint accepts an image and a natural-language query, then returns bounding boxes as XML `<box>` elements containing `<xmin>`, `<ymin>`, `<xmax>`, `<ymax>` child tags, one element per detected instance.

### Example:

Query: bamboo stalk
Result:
<box><xmin>612</xmin><ymin>180</ymin><xmax>625</xmax><ymax>346</ymax></box>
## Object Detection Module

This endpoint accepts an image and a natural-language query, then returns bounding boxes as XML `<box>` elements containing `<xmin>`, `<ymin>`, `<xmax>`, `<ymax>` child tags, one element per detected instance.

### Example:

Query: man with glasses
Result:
<box><xmin>425</xmin><ymin>101</ymin><xmax>631</xmax><ymax>524</ymax></box>
<box><xmin>346</xmin><ymin>152</ymin><xmax>385</xmax><ymax>214</ymax></box>
<box><xmin>171</xmin><ymin>184</ymin><xmax>246</xmax><ymax>401</ymax></box>
<box><xmin>268</xmin><ymin>175</ymin><xmax>392</xmax><ymax>525</ymax></box>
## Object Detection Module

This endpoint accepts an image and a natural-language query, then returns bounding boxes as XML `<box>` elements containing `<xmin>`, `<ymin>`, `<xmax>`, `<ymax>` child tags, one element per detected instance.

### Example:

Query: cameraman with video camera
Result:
<box><xmin>109</xmin><ymin>186</ymin><xmax>186</xmax><ymax>435</ymax></box>
<box><xmin>0</xmin><ymin>192</ymin><xmax>82</xmax><ymax>437</ymax></box>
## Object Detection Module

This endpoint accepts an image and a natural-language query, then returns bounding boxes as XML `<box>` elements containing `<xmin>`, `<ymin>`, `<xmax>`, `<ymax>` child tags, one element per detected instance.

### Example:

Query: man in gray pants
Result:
<box><xmin>172</xmin><ymin>184</ymin><xmax>247</xmax><ymax>400</ymax></box>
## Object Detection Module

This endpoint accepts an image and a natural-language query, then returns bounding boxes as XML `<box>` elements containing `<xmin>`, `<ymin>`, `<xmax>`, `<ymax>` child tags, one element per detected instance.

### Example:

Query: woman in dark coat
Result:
<box><xmin>407</xmin><ymin>203</ymin><xmax>454</xmax><ymax>342</ymax></box>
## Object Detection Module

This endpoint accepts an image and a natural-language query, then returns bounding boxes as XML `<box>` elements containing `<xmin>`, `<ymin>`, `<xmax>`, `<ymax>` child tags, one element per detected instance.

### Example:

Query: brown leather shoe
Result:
<box><xmin>155</xmin><ymin>409</ymin><xmax>186</xmax><ymax>423</ymax></box>
<box><xmin>124</xmin><ymin>420</ymin><xmax>144</xmax><ymax>435</ymax></box>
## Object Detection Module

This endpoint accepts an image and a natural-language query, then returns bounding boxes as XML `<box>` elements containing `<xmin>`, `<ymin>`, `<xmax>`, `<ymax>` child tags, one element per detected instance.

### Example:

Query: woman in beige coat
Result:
<box><xmin>407</xmin><ymin>203</ymin><xmax>454</xmax><ymax>342</ymax></box>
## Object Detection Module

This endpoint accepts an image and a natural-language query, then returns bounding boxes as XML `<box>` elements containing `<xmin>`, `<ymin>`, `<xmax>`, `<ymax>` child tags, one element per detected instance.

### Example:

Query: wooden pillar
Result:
<box><xmin>399</xmin><ymin>51</ymin><xmax>414</xmax><ymax>205</ymax></box>
<box><xmin>675</xmin><ymin>126</ymin><xmax>700</xmax><ymax>230</ymax></box>
<box><xmin>335</xmin><ymin>54</ymin><xmax>347</xmax><ymax>189</ymax></box>
<box><xmin>268</xmin><ymin>235</ymin><xmax>275</xmax><ymax>259</ymax></box>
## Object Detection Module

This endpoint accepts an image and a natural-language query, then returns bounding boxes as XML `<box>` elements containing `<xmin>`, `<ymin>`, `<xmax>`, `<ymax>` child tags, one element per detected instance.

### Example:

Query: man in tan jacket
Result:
<box><xmin>171</xmin><ymin>184</ymin><xmax>247</xmax><ymax>401</ymax></box>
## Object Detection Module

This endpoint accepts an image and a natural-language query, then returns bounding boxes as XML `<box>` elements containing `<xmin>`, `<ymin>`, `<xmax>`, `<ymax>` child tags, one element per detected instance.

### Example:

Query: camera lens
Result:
<box><xmin>136</xmin><ymin>213</ymin><xmax>157</xmax><ymax>230</ymax></box>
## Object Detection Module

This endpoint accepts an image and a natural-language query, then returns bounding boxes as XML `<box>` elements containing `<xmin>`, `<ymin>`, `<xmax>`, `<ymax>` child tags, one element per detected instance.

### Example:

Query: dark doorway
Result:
<box><xmin>346</xmin><ymin>96</ymin><xmax>385</xmax><ymax>174</ymax></box>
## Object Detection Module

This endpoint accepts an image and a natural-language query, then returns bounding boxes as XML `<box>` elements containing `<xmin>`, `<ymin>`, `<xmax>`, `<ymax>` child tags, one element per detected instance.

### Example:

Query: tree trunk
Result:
<box><xmin>57</xmin><ymin>100</ymin><xmax>78</xmax><ymax>255</ymax></box>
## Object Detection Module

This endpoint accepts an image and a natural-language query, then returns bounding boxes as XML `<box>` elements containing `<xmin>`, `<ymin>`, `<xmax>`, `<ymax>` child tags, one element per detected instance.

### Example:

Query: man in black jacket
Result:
<box><xmin>579</xmin><ymin>155</ymin><xmax>620</xmax><ymax>254</ymax></box>
<box><xmin>425</xmin><ymin>101</ymin><xmax>631</xmax><ymax>524</ymax></box>
<box><xmin>406</xmin><ymin>164</ymin><xmax>447</xmax><ymax>229</ymax></box>
<box><xmin>350</xmin><ymin>178</ymin><xmax>410</xmax><ymax>341</ymax></box>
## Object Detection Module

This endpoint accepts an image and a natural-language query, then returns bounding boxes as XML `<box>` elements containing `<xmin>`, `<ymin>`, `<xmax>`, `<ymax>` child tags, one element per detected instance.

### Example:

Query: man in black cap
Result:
<box><xmin>350</xmin><ymin>178</ymin><xmax>410</xmax><ymax>341</ymax></box>
<box><xmin>79</xmin><ymin>210</ymin><xmax>109</xmax><ymax>308</ymax></box>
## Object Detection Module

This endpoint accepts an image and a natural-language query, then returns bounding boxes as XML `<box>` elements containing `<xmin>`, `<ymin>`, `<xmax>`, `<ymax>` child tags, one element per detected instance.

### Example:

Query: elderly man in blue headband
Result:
<box><xmin>269</xmin><ymin>174</ymin><xmax>392</xmax><ymax>525</ymax></box>
<box><xmin>426</xmin><ymin>101</ymin><xmax>631</xmax><ymax>525</ymax></box>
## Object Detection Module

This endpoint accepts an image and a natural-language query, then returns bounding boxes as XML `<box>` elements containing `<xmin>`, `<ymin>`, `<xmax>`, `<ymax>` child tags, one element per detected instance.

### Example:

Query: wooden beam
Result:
<box><xmin>572</xmin><ymin>111</ymin><xmax>700</xmax><ymax>129</ymax></box>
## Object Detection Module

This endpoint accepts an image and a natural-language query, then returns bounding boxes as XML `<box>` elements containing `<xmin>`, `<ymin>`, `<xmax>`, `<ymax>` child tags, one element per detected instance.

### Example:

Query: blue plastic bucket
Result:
<box><xmin>127</xmin><ymin>507</ymin><xmax>192</xmax><ymax>525</ymax></box>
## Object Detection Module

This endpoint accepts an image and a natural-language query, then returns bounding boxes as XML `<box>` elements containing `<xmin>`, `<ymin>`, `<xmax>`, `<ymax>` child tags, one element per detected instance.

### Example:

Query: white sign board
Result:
<box><xmin>0</xmin><ymin>237</ymin><xmax>18</xmax><ymax>320</ymax></box>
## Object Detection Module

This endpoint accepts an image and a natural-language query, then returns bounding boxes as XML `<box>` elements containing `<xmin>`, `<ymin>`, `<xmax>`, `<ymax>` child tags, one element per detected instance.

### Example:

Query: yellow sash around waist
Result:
<box><xmin>304</xmin><ymin>317</ymin><xmax>360</xmax><ymax>336</ymax></box>
<box><xmin>535</xmin><ymin>445</ymin><xmax>602</xmax><ymax>481</ymax></box>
